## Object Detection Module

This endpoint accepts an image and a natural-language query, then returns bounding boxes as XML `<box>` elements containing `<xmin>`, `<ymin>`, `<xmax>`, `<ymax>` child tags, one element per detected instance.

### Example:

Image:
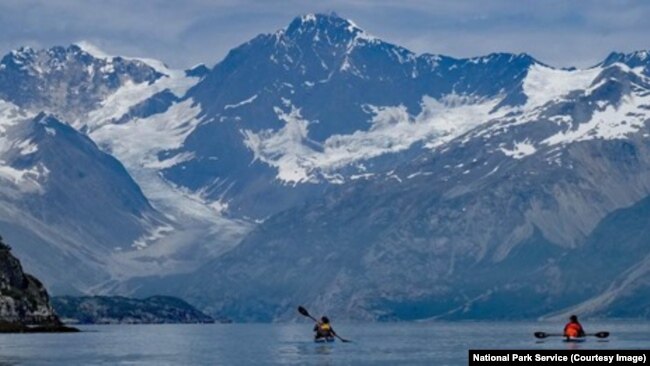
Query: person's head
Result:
<box><xmin>321</xmin><ymin>316</ymin><xmax>330</xmax><ymax>324</ymax></box>
<box><xmin>569</xmin><ymin>315</ymin><xmax>578</xmax><ymax>322</ymax></box>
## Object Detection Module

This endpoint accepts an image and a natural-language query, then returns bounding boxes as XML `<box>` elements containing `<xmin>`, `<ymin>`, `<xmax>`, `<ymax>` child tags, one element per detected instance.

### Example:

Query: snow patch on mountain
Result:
<box><xmin>131</xmin><ymin>224</ymin><xmax>175</xmax><ymax>250</ymax></box>
<box><xmin>290</xmin><ymin>12</ymin><xmax>376</xmax><ymax>42</ymax></box>
<box><xmin>243</xmin><ymin>105</ymin><xmax>317</xmax><ymax>184</ymax></box>
<box><xmin>0</xmin><ymin>164</ymin><xmax>47</xmax><ymax>193</ymax></box>
<box><xmin>0</xmin><ymin>100</ymin><xmax>28</xmax><ymax>135</ymax></box>
<box><xmin>0</xmin><ymin>100</ymin><xmax>44</xmax><ymax>192</ymax></box>
<box><xmin>83</xmin><ymin>71</ymin><xmax>199</xmax><ymax>131</ymax></box>
<box><xmin>89</xmin><ymin>97</ymin><xmax>252</xmax><ymax>278</ymax></box>
<box><xmin>543</xmin><ymin>91</ymin><xmax>650</xmax><ymax>146</ymax></box>
<box><xmin>76</xmin><ymin>41</ymin><xmax>172</xmax><ymax>76</ymax></box>
<box><xmin>16</xmin><ymin>138</ymin><xmax>38</xmax><ymax>155</ymax></box>
<box><xmin>63</xmin><ymin>42</ymin><xmax>203</xmax><ymax>131</ymax></box>
<box><xmin>90</xmin><ymin>98</ymin><xmax>219</xmax><ymax>217</ymax></box>
<box><xmin>75</xmin><ymin>41</ymin><xmax>112</xmax><ymax>59</ymax></box>
<box><xmin>326</xmin><ymin>95</ymin><xmax>500</xmax><ymax>160</ymax></box>
<box><xmin>479</xmin><ymin>64</ymin><xmax>650</xmax><ymax>160</ymax></box>
<box><xmin>500</xmin><ymin>140</ymin><xmax>537</xmax><ymax>159</ymax></box>
<box><xmin>91</xmin><ymin>99</ymin><xmax>201</xmax><ymax>173</ymax></box>
<box><xmin>224</xmin><ymin>95</ymin><xmax>258</xmax><ymax>110</ymax></box>
<box><xmin>243</xmin><ymin>96</ymin><xmax>507</xmax><ymax>183</ymax></box>
<box><xmin>523</xmin><ymin>64</ymin><xmax>601</xmax><ymax>110</ymax></box>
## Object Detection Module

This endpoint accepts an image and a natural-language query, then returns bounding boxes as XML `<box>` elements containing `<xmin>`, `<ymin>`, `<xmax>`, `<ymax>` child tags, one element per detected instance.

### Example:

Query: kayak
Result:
<box><xmin>314</xmin><ymin>337</ymin><xmax>335</xmax><ymax>343</ymax></box>
<box><xmin>563</xmin><ymin>337</ymin><xmax>586</xmax><ymax>343</ymax></box>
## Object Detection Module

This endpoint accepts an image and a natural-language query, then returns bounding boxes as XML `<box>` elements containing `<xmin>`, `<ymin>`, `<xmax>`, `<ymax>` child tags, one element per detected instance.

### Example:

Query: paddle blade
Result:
<box><xmin>534</xmin><ymin>332</ymin><xmax>548</xmax><ymax>339</ymax></box>
<box><xmin>334</xmin><ymin>334</ymin><xmax>351</xmax><ymax>343</ymax></box>
<box><xmin>297</xmin><ymin>306</ymin><xmax>310</xmax><ymax>317</ymax></box>
<box><xmin>594</xmin><ymin>331</ymin><xmax>610</xmax><ymax>338</ymax></box>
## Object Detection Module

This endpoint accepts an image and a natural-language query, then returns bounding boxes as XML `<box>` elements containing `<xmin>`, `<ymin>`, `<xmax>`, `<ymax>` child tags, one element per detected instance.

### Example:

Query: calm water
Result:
<box><xmin>0</xmin><ymin>321</ymin><xmax>647</xmax><ymax>365</ymax></box>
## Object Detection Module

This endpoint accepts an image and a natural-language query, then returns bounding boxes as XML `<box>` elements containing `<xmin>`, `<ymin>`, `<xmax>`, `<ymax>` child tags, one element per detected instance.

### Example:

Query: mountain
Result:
<box><xmin>51</xmin><ymin>295</ymin><xmax>216</xmax><ymax>324</ymax></box>
<box><xmin>0</xmin><ymin>108</ymin><xmax>167</xmax><ymax>293</ymax></box>
<box><xmin>2</xmin><ymin>13</ymin><xmax>650</xmax><ymax>321</ymax></box>
<box><xmin>0</xmin><ymin>44</ymin><xmax>163</xmax><ymax>124</ymax></box>
<box><xmin>160</xmin><ymin>13</ymin><xmax>537</xmax><ymax>218</ymax></box>
<box><xmin>122</xmin><ymin>14</ymin><xmax>650</xmax><ymax>321</ymax></box>
<box><xmin>0</xmin><ymin>44</ymin><xmax>250</xmax><ymax>294</ymax></box>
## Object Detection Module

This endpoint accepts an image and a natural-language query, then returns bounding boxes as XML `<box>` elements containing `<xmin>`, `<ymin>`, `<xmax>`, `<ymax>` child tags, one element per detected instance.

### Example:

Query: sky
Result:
<box><xmin>0</xmin><ymin>0</ymin><xmax>648</xmax><ymax>69</ymax></box>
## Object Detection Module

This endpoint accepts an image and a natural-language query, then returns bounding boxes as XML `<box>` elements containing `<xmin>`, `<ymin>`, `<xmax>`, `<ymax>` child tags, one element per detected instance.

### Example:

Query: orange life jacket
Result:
<box><xmin>565</xmin><ymin>323</ymin><xmax>582</xmax><ymax>337</ymax></box>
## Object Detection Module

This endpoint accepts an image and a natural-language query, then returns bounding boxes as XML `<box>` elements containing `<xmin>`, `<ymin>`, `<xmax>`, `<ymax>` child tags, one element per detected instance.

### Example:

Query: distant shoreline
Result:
<box><xmin>0</xmin><ymin>322</ymin><xmax>79</xmax><ymax>333</ymax></box>
<box><xmin>51</xmin><ymin>295</ymin><xmax>219</xmax><ymax>325</ymax></box>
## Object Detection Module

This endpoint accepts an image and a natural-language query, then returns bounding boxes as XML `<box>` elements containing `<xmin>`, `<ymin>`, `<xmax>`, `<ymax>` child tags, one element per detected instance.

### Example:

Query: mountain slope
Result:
<box><xmin>171</xmin><ymin>131</ymin><xmax>650</xmax><ymax>321</ymax></box>
<box><xmin>0</xmin><ymin>109</ymin><xmax>167</xmax><ymax>293</ymax></box>
<box><xmin>543</xmin><ymin>194</ymin><xmax>650</xmax><ymax>319</ymax></box>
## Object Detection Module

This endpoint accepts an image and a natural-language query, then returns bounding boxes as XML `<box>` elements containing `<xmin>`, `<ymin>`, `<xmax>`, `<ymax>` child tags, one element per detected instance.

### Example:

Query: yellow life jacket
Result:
<box><xmin>320</xmin><ymin>323</ymin><xmax>331</xmax><ymax>332</ymax></box>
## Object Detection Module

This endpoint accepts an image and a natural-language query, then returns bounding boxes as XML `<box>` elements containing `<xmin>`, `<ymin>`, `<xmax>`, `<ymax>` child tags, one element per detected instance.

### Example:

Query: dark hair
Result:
<box><xmin>321</xmin><ymin>316</ymin><xmax>330</xmax><ymax>324</ymax></box>
<box><xmin>570</xmin><ymin>315</ymin><xmax>578</xmax><ymax>322</ymax></box>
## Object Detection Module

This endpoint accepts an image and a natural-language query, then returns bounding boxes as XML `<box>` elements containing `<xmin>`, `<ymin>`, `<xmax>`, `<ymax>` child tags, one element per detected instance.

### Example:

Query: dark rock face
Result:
<box><xmin>0</xmin><ymin>235</ymin><xmax>76</xmax><ymax>332</ymax></box>
<box><xmin>51</xmin><ymin>295</ymin><xmax>216</xmax><ymax>324</ymax></box>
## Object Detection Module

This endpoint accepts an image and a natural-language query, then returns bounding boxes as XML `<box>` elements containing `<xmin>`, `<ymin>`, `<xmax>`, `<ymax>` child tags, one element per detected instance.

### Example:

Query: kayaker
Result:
<box><xmin>564</xmin><ymin>315</ymin><xmax>585</xmax><ymax>338</ymax></box>
<box><xmin>313</xmin><ymin>316</ymin><xmax>336</xmax><ymax>340</ymax></box>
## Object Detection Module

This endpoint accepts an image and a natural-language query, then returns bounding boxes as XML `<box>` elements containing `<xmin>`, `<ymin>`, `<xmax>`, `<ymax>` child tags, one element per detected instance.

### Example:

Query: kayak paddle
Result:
<box><xmin>297</xmin><ymin>306</ymin><xmax>351</xmax><ymax>343</ymax></box>
<box><xmin>534</xmin><ymin>331</ymin><xmax>609</xmax><ymax>339</ymax></box>
<box><xmin>298</xmin><ymin>305</ymin><xmax>319</xmax><ymax>322</ymax></box>
<box><xmin>534</xmin><ymin>332</ymin><xmax>561</xmax><ymax>338</ymax></box>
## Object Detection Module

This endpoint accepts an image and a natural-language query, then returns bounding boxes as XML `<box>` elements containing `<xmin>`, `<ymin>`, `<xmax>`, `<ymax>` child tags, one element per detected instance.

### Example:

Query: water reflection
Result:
<box><xmin>0</xmin><ymin>358</ymin><xmax>19</xmax><ymax>366</ymax></box>
<box><xmin>314</xmin><ymin>345</ymin><xmax>333</xmax><ymax>355</ymax></box>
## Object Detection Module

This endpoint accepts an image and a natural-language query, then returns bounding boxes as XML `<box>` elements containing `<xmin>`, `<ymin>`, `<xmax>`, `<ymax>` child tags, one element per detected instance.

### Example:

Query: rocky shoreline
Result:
<box><xmin>0</xmin><ymin>321</ymin><xmax>79</xmax><ymax>333</ymax></box>
<box><xmin>0</xmin><ymin>235</ymin><xmax>79</xmax><ymax>333</ymax></box>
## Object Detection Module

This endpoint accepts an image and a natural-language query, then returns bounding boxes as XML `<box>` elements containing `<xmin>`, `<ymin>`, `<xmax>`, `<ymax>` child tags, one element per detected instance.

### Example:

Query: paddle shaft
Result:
<box><xmin>534</xmin><ymin>331</ymin><xmax>609</xmax><ymax>339</ymax></box>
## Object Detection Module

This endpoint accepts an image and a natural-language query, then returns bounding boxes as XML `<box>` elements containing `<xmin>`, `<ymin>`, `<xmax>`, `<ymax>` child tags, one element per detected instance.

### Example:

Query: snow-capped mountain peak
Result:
<box><xmin>284</xmin><ymin>13</ymin><xmax>375</xmax><ymax>43</ymax></box>
<box><xmin>75</xmin><ymin>41</ymin><xmax>173</xmax><ymax>76</ymax></box>
<box><xmin>0</xmin><ymin>44</ymin><xmax>165</xmax><ymax>123</ymax></box>
<box><xmin>74</xmin><ymin>41</ymin><xmax>112</xmax><ymax>59</ymax></box>
<box><xmin>467</xmin><ymin>52</ymin><xmax>538</xmax><ymax>67</ymax></box>
<box><xmin>601</xmin><ymin>50</ymin><xmax>650</xmax><ymax>71</ymax></box>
